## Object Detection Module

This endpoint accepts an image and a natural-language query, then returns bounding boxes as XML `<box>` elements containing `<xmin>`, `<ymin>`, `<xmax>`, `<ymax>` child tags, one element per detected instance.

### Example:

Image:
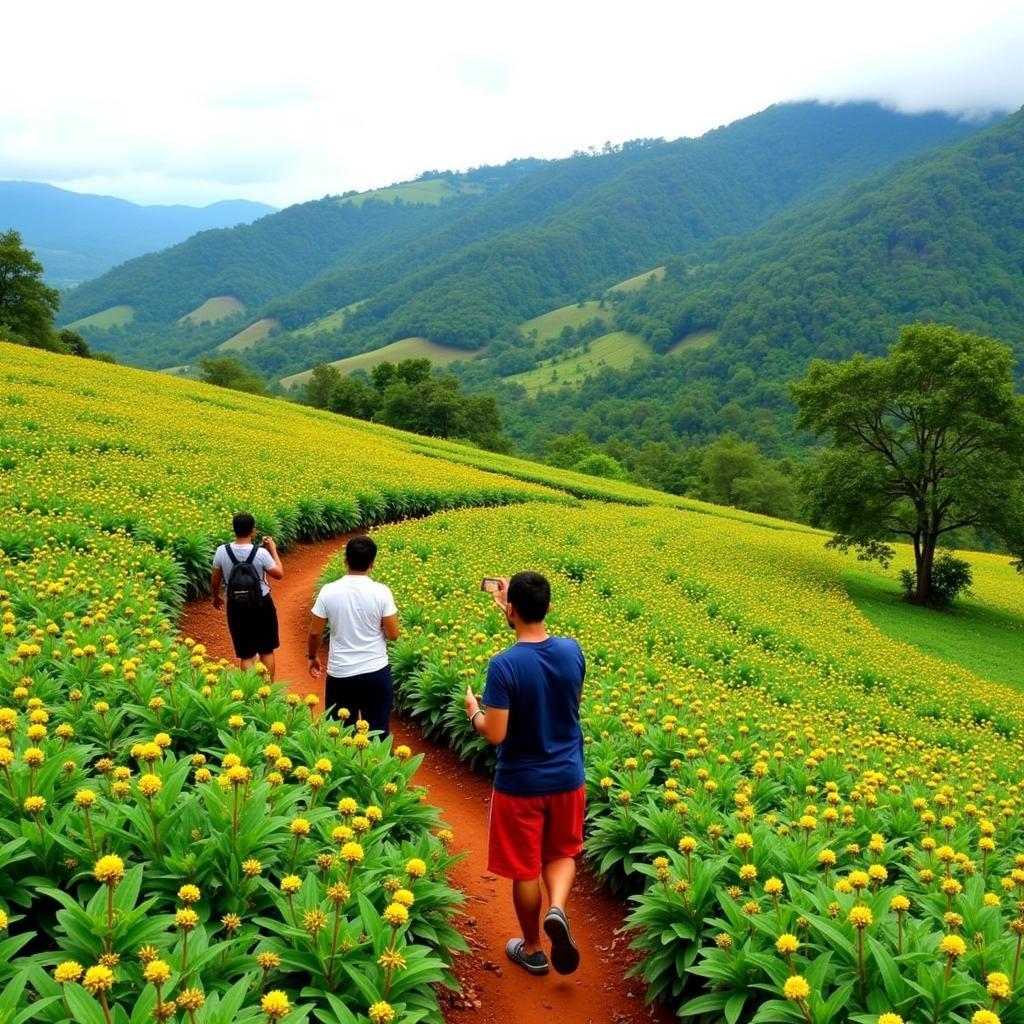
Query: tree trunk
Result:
<box><xmin>914</xmin><ymin>534</ymin><xmax>937</xmax><ymax>605</ymax></box>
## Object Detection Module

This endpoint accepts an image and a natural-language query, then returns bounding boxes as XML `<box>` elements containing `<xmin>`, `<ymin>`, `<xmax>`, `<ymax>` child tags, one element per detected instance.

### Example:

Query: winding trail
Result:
<box><xmin>181</xmin><ymin>536</ymin><xmax>673</xmax><ymax>1024</ymax></box>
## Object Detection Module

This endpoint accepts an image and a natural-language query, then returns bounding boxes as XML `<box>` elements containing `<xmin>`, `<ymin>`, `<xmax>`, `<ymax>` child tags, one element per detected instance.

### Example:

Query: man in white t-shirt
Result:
<box><xmin>211</xmin><ymin>512</ymin><xmax>284</xmax><ymax>679</ymax></box>
<box><xmin>306</xmin><ymin>535</ymin><xmax>399</xmax><ymax>735</ymax></box>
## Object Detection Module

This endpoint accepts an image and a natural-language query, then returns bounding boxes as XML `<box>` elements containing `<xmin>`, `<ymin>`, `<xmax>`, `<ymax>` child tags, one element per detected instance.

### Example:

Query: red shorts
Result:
<box><xmin>487</xmin><ymin>785</ymin><xmax>586</xmax><ymax>881</ymax></box>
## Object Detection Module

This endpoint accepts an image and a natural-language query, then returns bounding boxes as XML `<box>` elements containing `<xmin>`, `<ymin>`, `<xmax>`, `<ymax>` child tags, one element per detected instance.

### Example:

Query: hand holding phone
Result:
<box><xmin>480</xmin><ymin>578</ymin><xmax>501</xmax><ymax>593</ymax></box>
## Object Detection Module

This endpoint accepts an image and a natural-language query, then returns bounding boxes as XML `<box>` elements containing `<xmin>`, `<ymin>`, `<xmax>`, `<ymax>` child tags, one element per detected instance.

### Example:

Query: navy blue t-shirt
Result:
<box><xmin>482</xmin><ymin>636</ymin><xmax>585</xmax><ymax>796</ymax></box>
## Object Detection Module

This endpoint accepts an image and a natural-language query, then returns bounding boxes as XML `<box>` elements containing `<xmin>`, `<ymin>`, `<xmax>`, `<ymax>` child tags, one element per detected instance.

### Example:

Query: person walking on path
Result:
<box><xmin>306</xmin><ymin>535</ymin><xmax>400</xmax><ymax>736</ymax></box>
<box><xmin>464</xmin><ymin>571</ymin><xmax>586</xmax><ymax>978</ymax></box>
<box><xmin>211</xmin><ymin>512</ymin><xmax>284</xmax><ymax>679</ymax></box>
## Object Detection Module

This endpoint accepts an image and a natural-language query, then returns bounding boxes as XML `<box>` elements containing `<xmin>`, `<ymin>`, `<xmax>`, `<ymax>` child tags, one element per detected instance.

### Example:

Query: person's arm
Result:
<box><xmin>307</xmin><ymin>612</ymin><xmax>327</xmax><ymax>678</ymax></box>
<box><xmin>211</xmin><ymin>566</ymin><xmax>224</xmax><ymax>610</ymax></box>
<box><xmin>262</xmin><ymin>537</ymin><xmax>284</xmax><ymax>580</ymax></box>
<box><xmin>464</xmin><ymin>686</ymin><xmax>509</xmax><ymax>745</ymax></box>
<box><xmin>381</xmin><ymin>586</ymin><xmax>399</xmax><ymax>641</ymax></box>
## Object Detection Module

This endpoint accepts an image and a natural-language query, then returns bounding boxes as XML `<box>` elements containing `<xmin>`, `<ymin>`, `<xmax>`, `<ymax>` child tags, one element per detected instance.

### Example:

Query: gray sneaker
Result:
<box><xmin>505</xmin><ymin>937</ymin><xmax>550</xmax><ymax>975</ymax></box>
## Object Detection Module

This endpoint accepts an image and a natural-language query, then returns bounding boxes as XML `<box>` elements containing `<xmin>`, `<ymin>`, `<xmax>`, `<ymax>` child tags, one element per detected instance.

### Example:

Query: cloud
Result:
<box><xmin>1</xmin><ymin>0</ymin><xmax>1021</xmax><ymax>207</ymax></box>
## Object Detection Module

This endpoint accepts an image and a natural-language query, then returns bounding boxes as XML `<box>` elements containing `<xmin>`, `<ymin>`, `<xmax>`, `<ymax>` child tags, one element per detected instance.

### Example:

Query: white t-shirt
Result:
<box><xmin>213</xmin><ymin>543</ymin><xmax>276</xmax><ymax>597</ymax></box>
<box><xmin>312</xmin><ymin>574</ymin><xmax>398</xmax><ymax>677</ymax></box>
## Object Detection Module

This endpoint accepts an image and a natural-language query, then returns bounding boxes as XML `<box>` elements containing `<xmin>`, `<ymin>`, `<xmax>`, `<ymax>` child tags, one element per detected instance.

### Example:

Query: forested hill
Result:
<box><xmin>614</xmin><ymin>104</ymin><xmax>1024</xmax><ymax>369</ymax></box>
<box><xmin>0</xmin><ymin>182</ymin><xmax>274</xmax><ymax>288</ymax></box>
<box><xmin>60</xmin><ymin>102</ymin><xmax>984</xmax><ymax>370</ymax></box>
<box><xmin>491</xmin><ymin>106</ymin><xmax>1024</xmax><ymax>461</ymax></box>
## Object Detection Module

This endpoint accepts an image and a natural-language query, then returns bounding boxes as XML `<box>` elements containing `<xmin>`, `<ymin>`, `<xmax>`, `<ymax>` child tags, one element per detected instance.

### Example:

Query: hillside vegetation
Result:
<box><xmin>1</xmin><ymin>344</ymin><xmax>1022</xmax><ymax>1023</ymax></box>
<box><xmin>60</xmin><ymin>103</ymin><xmax>982</xmax><ymax>376</ymax></box>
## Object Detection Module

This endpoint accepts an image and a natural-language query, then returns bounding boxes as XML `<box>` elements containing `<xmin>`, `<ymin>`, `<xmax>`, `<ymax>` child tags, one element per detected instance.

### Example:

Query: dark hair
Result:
<box><xmin>508</xmin><ymin>571</ymin><xmax>551</xmax><ymax>623</ymax></box>
<box><xmin>232</xmin><ymin>512</ymin><xmax>255</xmax><ymax>538</ymax></box>
<box><xmin>346</xmin><ymin>535</ymin><xmax>378</xmax><ymax>571</ymax></box>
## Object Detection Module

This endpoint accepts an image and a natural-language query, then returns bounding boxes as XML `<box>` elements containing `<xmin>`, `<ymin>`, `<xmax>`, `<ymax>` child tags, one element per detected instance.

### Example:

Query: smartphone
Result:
<box><xmin>480</xmin><ymin>578</ymin><xmax>502</xmax><ymax>593</ymax></box>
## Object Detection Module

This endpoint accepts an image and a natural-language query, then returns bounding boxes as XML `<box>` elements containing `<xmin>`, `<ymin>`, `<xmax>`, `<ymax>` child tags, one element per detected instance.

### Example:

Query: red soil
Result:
<box><xmin>180</xmin><ymin>536</ymin><xmax>673</xmax><ymax>1024</ymax></box>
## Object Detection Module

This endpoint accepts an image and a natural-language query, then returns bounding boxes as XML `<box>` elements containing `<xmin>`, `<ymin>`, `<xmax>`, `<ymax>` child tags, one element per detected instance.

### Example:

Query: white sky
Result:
<box><xmin>3</xmin><ymin>0</ymin><xmax>1023</xmax><ymax>208</ymax></box>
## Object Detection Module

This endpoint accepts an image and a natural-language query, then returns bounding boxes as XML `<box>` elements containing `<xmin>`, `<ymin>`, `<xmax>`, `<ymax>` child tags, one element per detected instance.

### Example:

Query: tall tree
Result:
<box><xmin>792</xmin><ymin>324</ymin><xmax>1024</xmax><ymax>605</ymax></box>
<box><xmin>0</xmin><ymin>229</ymin><xmax>60</xmax><ymax>348</ymax></box>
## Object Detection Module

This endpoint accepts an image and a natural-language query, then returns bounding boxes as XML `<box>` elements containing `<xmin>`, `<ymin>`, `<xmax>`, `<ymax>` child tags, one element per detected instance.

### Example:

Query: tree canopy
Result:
<box><xmin>791</xmin><ymin>324</ymin><xmax>1024</xmax><ymax>605</ymax></box>
<box><xmin>0</xmin><ymin>229</ymin><xmax>61</xmax><ymax>348</ymax></box>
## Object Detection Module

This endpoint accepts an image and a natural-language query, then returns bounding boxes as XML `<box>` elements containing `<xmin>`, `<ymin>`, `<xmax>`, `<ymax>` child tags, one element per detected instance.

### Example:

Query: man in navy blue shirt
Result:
<box><xmin>464</xmin><ymin>572</ymin><xmax>585</xmax><ymax>977</ymax></box>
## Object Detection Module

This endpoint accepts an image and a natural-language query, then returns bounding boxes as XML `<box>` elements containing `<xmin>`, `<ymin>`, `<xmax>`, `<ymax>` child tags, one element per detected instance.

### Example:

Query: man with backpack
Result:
<box><xmin>211</xmin><ymin>512</ymin><xmax>284</xmax><ymax>679</ymax></box>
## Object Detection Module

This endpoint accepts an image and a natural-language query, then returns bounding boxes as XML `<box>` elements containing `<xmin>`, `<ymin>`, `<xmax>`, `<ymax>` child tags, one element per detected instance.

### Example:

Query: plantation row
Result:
<box><xmin>343</xmin><ymin>504</ymin><xmax>1024</xmax><ymax>1023</ymax></box>
<box><xmin>0</xmin><ymin>345</ymin><xmax>598</xmax><ymax>1024</ymax></box>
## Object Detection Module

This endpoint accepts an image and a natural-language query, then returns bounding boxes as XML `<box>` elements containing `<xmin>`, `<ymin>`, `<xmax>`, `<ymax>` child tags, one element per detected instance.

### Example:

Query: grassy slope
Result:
<box><xmin>280</xmin><ymin>337</ymin><xmax>477</xmax><ymax>388</ymax></box>
<box><xmin>668</xmin><ymin>329</ymin><xmax>718</xmax><ymax>354</ymax></box>
<box><xmin>292</xmin><ymin>301</ymin><xmax>366</xmax><ymax>337</ymax></box>
<box><xmin>216</xmin><ymin>318</ymin><xmax>279</xmax><ymax>351</ymax></box>
<box><xmin>611</xmin><ymin>266</ymin><xmax>666</xmax><ymax>292</ymax></box>
<box><xmin>65</xmin><ymin>304</ymin><xmax>134</xmax><ymax>329</ymax></box>
<box><xmin>844</xmin><ymin>559</ymin><xmax>1024</xmax><ymax>690</ymax></box>
<box><xmin>518</xmin><ymin>301</ymin><xmax>606</xmax><ymax>341</ymax></box>
<box><xmin>341</xmin><ymin>179</ymin><xmax>485</xmax><ymax>207</ymax></box>
<box><xmin>506</xmin><ymin>331</ymin><xmax>651</xmax><ymax>395</ymax></box>
<box><xmin>178</xmin><ymin>295</ymin><xmax>245</xmax><ymax>324</ymax></box>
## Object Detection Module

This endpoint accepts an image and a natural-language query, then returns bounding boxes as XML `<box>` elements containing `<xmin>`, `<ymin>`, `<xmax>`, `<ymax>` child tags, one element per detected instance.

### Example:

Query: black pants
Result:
<box><xmin>326</xmin><ymin>665</ymin><xmax>393</xmax><ymax>736</ymax></box>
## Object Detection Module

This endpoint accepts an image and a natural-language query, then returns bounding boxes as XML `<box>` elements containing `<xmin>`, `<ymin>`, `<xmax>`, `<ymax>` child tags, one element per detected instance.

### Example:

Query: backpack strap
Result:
<box><xmin>244</xmin><ymin>545</ymin><xmax>259</xmax><ymax>564</ymax></box>
<box><xmin>224</xmin><ymin>544</ymin><xmax>239</xmax><ymax>566</ymax></box>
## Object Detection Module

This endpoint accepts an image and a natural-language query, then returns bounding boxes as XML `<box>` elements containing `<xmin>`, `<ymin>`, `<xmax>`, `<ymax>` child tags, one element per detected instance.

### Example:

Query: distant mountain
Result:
<box><xmin>59</xmin><ymin>102</ymin><xmax>986</xmax><ymax>372</ymax></box>
<box><xmin>0</xmin><ymin>182</ymin><xmax>276</xmax><ymax>287</ymax></box>
<box><xmin>491</xmin><ymin>106</ymin><xmax>1024</xmax><ymax>458</ymax></box>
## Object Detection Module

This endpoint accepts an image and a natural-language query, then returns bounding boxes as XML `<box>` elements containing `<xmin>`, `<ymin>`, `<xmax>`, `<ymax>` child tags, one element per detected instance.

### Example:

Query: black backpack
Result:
<box><xmin>224</xmin><ymin>544</ymin><xmax>263</xmax><ymax>608</ymax></box>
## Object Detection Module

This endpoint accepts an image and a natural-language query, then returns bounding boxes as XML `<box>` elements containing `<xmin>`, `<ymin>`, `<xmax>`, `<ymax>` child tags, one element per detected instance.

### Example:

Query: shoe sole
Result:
<box><xmin>544</xmin><ymin>911</ymin><xmax>580</xmax><ymax>975</ymax></box>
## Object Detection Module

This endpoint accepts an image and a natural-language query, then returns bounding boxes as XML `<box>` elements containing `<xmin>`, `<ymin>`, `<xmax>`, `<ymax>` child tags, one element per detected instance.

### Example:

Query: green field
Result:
<box><xmin>177</xmin><ymin>294</ymin><xmax>245</xmax><ymax>324</ymax></box>
<box><xmin>668</xmin><ymin>329</ymin><xmax>718</xmax><ymax>354</ymax></box>
<box><xmin>281</xmin><ymin>336</ymin><xmax>476</xmax><ymax>388</ymax></box>
<box><xmin>518</xmin><ymin>300</ymin><xmax>606</xmax><ymax>341</ymax></box>
<box><xmin>610</xmin><ymin>265</ymin><xmax>666</xmax><ymax>291</ymax></box>
<box><xmin>215</xmin><ymin>317</ymin><xmax>279</xmax><ymax>351</ymax></box>
<box><xmin>505</xmin><ymin>330</ymin><xmax>651</xmax><ymax>395</ymax></box>
<box><xmin>844</xmin><ymin>565</ymin><xmax>1024</xmax><ymax>690</ymax></box>
<box><xmin>292</xmin><ymin>301</ymin><xmax>366</xmax><ymax>337</ymax></box>
<box><xmin>65</xmin><ymin>304</ymin><xmax>134</xmax><ymax>329</ymax></box>
<box><xmin>340</xmin><ymin>178</ymin><xmax>485</xmax><ymax>207</ymax></box>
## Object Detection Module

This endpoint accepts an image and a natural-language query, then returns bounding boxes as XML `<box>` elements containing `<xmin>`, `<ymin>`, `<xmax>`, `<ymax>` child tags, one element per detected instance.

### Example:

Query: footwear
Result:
<box><xmin>543</xmin><ymin>906</ymin><xmax>580</xmax><ymax>975</ymax></box>
<box><xmin>505</xmin><ymin>937</ymin><xmax>549</xmax><ymax>975</ymax></box>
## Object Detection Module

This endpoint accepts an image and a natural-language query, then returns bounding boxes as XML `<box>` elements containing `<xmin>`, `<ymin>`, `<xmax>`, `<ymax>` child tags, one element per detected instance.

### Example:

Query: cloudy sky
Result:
<box><xmin>4</xmin><ymin>0</ymin><xmax>1023</xmax><ymax>208</ymax></box>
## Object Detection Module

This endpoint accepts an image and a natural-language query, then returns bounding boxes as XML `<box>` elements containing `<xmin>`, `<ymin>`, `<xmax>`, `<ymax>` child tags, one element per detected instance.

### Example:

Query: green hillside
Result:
<box><xmin>505</xmin><ymin>331</ymin><xmax>651</xmax><ymax>395</ymax></box>
<box><xmin>281</xmin><ymin>336</ymin><xmax>475</xmax><ymax>388</ymax></box>
<box><xmin>179</xmin><ymin>295</ymin><xmax>245</xmax><ymax>324</ymax></box>
<box><xmin>216</xmin><ymin>317</ymin><xmax>278</xmax><ymax>351</ymax></box>
<box><xmin>341</xmin><ymin>178</ymin><xmax>485</xmax><ymax>206</ymax></box>
<box><xmin>519</xmin><ymin>300</ymin><xmax>606</xmax><ymax>340</ymax></box>
<box><xmin>65</xmin><ymin>303</ymin><xmax>134</xmax><ymax>329</ymax></box>
<box><xmin>60</xmin><ymin>103</ymin><xmax>983</xmax><ymax>377</ymax></box>
<box><xmin>611</xmin><ymin>265</ymin><xmax>665</xmax><ymax>291</ymax></box>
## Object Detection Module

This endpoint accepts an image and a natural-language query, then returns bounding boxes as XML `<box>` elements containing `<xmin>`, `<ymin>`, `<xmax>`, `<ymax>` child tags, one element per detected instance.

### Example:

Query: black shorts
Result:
<box><xmin>325</xmin><ymin>665</ymin><xmax>393</xmax><ymax>736</ymax></box>
<box><xmin>226</xmin><ymin>595</ymin><xmax>280</xmax><ymax>659</ymax></box>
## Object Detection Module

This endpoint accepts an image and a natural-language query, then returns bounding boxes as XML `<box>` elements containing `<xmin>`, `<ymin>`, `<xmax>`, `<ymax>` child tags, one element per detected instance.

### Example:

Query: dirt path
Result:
<box><xmin>180</xmin><ymin>536</ymin><xmax>672</xmax><ymax>1024</ymax></box>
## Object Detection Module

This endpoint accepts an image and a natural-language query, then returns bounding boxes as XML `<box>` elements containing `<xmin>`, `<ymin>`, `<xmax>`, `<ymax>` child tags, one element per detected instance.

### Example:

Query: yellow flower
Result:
<box><xmin>987</xmin><ymin>972</ymin><xmax>1011</xmax><ymax>999</ymax></box>
<box><xmin>261</xmin><ymin>990</ymin><xmax>291</xmax><ymax>1020</ymax></box>
<box><xmin>280</xmin><ymin>875</ymin><xmax>302</xmax><ymax>895</ymax></box>
<box><xmin>776</xmin><ymin>933</ymin><xmax>799</xmax><ymax>955</ymax></box>
<box><xmin>290</xmin><ymin>818</ymin><xmax>311</xmax><ymax>837</ymax></box>
<box><xmin>23</xmin><ymin>795</ymin><xmax>46</xmax><ymax>814</ymax></box>
<box><xmin>143</xmin><ymin>959</ymin><xmax>171</xmax><ymax>984</ymax></box>
<box><xmin>178</xmin><ymin>884</ymin><xmax>201</xmax><ymax>904</ymax></box>
<box><xmin>341</xmin><ymin>842</ymin><xmax>365</xmax><ymax>865</ymax></box>
<box><xmin>405</xmin><ymin>857</ymin><xmax>427</xmax><ymax>878</ymax></box>
<box><xmin>764</xmin><ymin>877</ymin><xmax>784</xmax><ymax>896</ymax></box>
<box><xmin>178</xmin><ymin>988</ymin><xmax>205</xmax><ymax>1012</ymax></box>
<box><xmin>971</xmin><ymin>1012</ymin><xmax>1001</xmax><ymax>1024</ymax></box>
<box><xmin>93</xmin><ymin>855</ymin><xmax>126</xmax><ymax>884</ymax></box>
<box><xmin>783</xmin><ymin>975</ymin><xmax>811</xmax><ymax>1001</ymax></box>
<box><xmin>890</xmin><ymin>894</ymin><xmax>910</xmax><ymax>913</ymax></box>
<box><xmin>878</xmin><ymin>1015</ymin><xmax>904</xmax><ymax>1024</ymax></box>
<box><xmin>939</xmin><ymin>934</ymin><xmax>967</xmax><ymax>959</ymax></box>
<box><xmin>82</xmin><ymin>964</ymin><xmax>115</xmax><ymax>994</ymax></box>
<box><xmin>337</xmin><ymin>796</ymin><xmax>358</xmax><ymax>816</ymax></box>
<box><xmin>392</xmin><ymin>888</ymin><xmax>415</xmax><ymax>907</ymax></box>
<box><xmin>369</xmin><ymin>1001</ymin><xmax>396</xmax><ymax>1024</ymax></box>
<box><xmin>257</xmin><ymin>951</ymin><xmax>281</xmax><ymax>970</ymax></box>
<box><xmin>242</xmin><ymin>858</ymin><xmax>263</xmax><ymax>878</ymax></box>
<box><xmin>53</xmin><ymin>961</ymin><xmax>83</xmax><ymax>983</ymax></box>
<box><xmin>734</xmin><ymin>832</ymin><xmax>754</xmax><ymax>851</ymax></box>
<box><xmin>382</xmin><ymin>902</ymin><xmax>409</xmax><ymax>926</ymax></box>
<box><xmin>848</xmin><ymin>906</ymin><xmax>873</xmax><ymax>929</ymax></box>
<box><xmin>137</xmin><ymin>773</ymin><xmax>162</xmax><ymax>798</ymax></box>
<box><xmin>175</xmin><ymin>908</ymin><xmax>199</xmax><ymax>930</ymax></box>
<box><xmin>74</xmin><ymin>789</ymin><xmax>97</xmax><ymax>808</ymax></box>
